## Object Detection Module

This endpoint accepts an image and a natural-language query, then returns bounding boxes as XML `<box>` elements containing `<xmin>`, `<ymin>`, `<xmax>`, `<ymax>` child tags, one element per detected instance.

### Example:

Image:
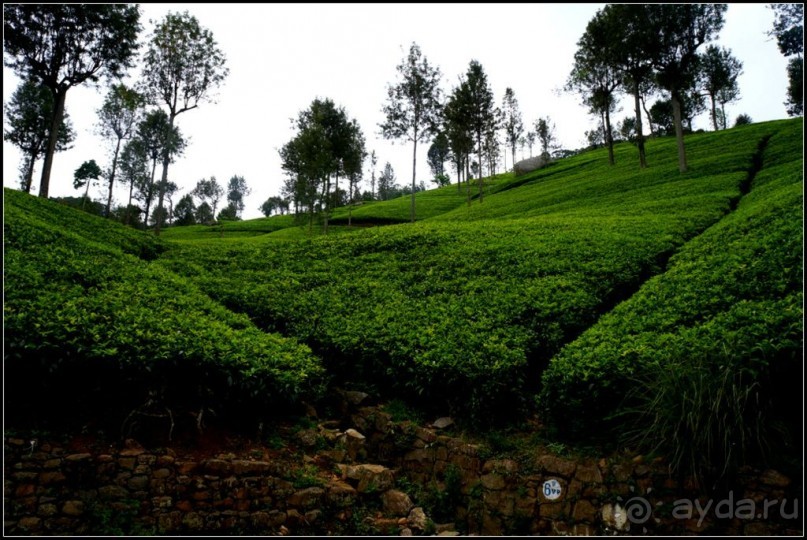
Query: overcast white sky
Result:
<box><xmin>3</xmin><ymin>3</ymin><xmax>792</xmax><ymax>220</ymax></box>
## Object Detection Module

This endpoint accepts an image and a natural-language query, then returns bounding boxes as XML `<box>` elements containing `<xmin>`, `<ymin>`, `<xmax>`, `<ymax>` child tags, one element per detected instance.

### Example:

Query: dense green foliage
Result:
<box><xmin>540</xmin><ymin>120</ymin><xmax>803</xmax><ymax>475</ymax></box>
<box><xmin>4</xmin><ymin>120</ymin><xmax>801</xmax><ymax>465</ymax></box>
<box><xmin>4</xmin><ymin>189</ymin><xmax>323</xmax><ymax>432</ymax></box>
<box><xmin>154</xmin><ymin>120</ymin><xmax>801</xmax><ymax>430</ymax></box>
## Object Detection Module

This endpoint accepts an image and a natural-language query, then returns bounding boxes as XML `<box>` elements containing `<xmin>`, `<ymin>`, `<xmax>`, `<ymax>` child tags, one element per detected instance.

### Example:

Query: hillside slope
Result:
<box><xmin>4</xmin><ymin>120</ymin><xmax>802</xmax><ymax>466</ymax></box>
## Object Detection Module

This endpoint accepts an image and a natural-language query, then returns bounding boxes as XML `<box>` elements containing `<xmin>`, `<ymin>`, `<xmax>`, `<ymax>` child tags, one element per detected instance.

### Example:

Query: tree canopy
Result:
<box><xmin>380</xmin><ymin>42</ymin><xmax>443</xmax><ymax>222</ymax></box>
<box><xmin>141</xmin><ymin>10</ymin><xmax>229</xmax><ymax>234</ymax></box>
<box><xmin>3</xmin><ymin>4</ymin><xmax>141</xmax><ymax>198</ymax></box>
<box><xmin>4</xmin><ymin>80</ymin><xmax>75</xmax><ymax>193</ymax></box>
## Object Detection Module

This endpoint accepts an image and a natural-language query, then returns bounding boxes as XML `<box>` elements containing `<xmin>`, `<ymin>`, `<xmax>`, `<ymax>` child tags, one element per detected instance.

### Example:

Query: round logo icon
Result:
<box><xmin>542</xmin><ymin>478</ymin><xmax>562</xmax><ymax>500</ymax></box>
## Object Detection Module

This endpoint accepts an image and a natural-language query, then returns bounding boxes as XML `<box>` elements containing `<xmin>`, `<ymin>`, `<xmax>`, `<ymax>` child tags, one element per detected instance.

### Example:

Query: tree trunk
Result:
<box><xmin>82</xmin><ymin>173</ymin><xmax>91</xmax><ymax>210</ymax></box>
<box><xmin>125</xmin><ymin>178</ymin><xmax>135</xmax><ymax>226</ymax></box>
<box><xmin>348</xmin><ymin>177</ymin><xmax>353</xmax><ymax>228</ymax></box>
<box><xmin>153</xmin><ymin>113</ymin><xmax>176</xmax><ymax>236</ymax></box>
<box><xmin>633</xmin><ymin>83</ymin><xmax>647</xmax><ymax>169</ymax></box>
<box><xmin>477</xmin><ymin>134</ymin><xmax>484</xmax><ymax>204</ymax></box>
<box><xmin>604</xmin><ymin>102</ymin><xmax>615</xmax><ymax>166</ymax></box>
<box><xmin>709</xmin><ymin>91</ymin><xmax>719</xmax><ymax>131</ymax></box>
<box><xmin>641</xmin><ymin>95</ymin><xmax>655</xmax><ymax>138</ymax></box>
<box><xmin>671</xmin><ymin>91</ymin><xmax>688</xmax><ymax>173</ymax></box>
<box><xmin>38</xmin><ymin>89</ymin><xmax>67</xmax><ymax>199</ymax></box>
<box><xmin>144</xmin><ymin>157</ymin><xmax>158</xmax><ymax>230</ymax></box>
<box><xmin>106</xmin><ymin>137</ymin><xmax>122</xmax><ymax>217</ymax></box>
<box><xmin>411</xmin><ymin>129</ymin><xmax>417</xmax><ymax>223</ymax></box>
<box><xmin>466</xmin><ymin>154</ymin><xmax>471</xmax><ymax>207</ymax></box>
<box><xmin>22</xmin><ymin>154</ymin><xmax>36</xmax><ymax>194</ymax></box>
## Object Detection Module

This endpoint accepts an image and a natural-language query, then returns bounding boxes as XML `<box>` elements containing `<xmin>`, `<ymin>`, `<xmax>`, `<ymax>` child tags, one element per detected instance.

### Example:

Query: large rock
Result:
<box><xmin>514</xmin><ymin>155</ymin><xmax>549</xmax><ymax>175</ymax></box>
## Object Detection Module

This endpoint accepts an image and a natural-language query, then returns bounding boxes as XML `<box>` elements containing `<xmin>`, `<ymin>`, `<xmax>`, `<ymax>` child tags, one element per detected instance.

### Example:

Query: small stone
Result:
<box><xmin>407</xmin><ymin>506</ymin><xmax>427</xmax><ymax>530</ymax></box>
<box><xmin>759</xmin><ymin>469</ymin><xmax>790</xmax><ymax>488</ymax></box>
<box><xmin>400</xmin><ymin>527</ymin><xmax>413</xmax><ymax>536</ymax></box>
<box><xmin>382</xmin><ymin>490</ymin><xmax>414</xmax><ymax>516</ymax></box>
<box><xmin>432</xmin><ymin>417</ymin><xmax>454</xmax><ymax>429</ymax></box>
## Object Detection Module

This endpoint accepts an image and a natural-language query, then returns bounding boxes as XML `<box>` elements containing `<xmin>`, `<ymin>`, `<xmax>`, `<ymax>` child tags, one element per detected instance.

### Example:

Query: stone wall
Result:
<box><xmin>4</xmin><ymin>402</ymin><xmax>802</xmax><ymax>535</ymax></box>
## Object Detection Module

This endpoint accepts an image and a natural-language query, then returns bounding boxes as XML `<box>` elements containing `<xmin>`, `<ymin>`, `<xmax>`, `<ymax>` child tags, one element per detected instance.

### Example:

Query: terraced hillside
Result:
<box><xmin>4</xmin><ymin>119</ymin><xmax>802</xmax><ymax>474</ymax></box>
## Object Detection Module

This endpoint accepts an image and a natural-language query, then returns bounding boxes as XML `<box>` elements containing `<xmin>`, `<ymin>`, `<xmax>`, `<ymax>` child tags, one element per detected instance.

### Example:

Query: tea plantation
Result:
<box><xmin>4</xmin><ymin>118</ymin><xmax>802</xmax><ymax>474</ymax></box>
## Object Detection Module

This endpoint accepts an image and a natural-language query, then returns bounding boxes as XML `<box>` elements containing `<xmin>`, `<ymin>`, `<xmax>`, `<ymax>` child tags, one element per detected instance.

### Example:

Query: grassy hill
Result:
<box><xmin>4</xmin><ymin>118</ymin><xmax>802</xmax><ymax>475</ymax></box>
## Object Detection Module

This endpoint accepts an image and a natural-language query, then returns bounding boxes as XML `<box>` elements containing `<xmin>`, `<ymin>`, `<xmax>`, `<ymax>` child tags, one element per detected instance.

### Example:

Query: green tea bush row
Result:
<box><xmin>4</xmin><ymin>194</ymin><xmax>324</xmax><ymax>432</ymax></box>
<box><xmin>539</xmin><ymin>119</ymin><xmax>803</xmax><ymax>477</ymax></box>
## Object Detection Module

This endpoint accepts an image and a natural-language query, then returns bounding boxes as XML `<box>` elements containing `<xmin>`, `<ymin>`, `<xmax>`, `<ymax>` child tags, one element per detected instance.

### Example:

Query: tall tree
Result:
<box><xmin>174</xmin><ymin>194</ymin><xmax>197</xmax><ymax>226</ymax></box>
<box><xmin>192</xmin><ymin>177</ymin><xmax>225</xmax><ymax>221</ymax></box>
<box><xmin>427</xmin><ymin>131</ymin><xmax>450</xmax><ymax>179</ymax></box>
<box><xmin>444</xmin><ymin>81</ymin><xmax>475</xmax><ymax>193</ymax></box>
<box><xmin>768</xmin><ymin>3</ymin><xmax>803</xmax><ymax>57</ymax></box>
<box><xmin>535</xmin><ymin>117</ymin><xmax>558</xmax><ymax>162</ymax></box>
<box><xmin>767</xmin><ymin>4</ymin><xmax>803</xmax><ymax>116</ymax></box>
<box><xmin>344</xmin><ymin>126</ymin><xmax>366</xmax><ymax>227</ymax></box>
<box><xmin>3</xmin><ymin>4</ymin><xmax>141</xmax><ymax>198</ymax></box>
<box><xmin>380</xmin><ymin>42</ymin><xmax>443</xmax><ymax>222</ymax></box>
<box><xmin>73</xmin><ymin>159</ymin><xmax>103</xmax><ymax>209</ymax></box>
<box><xmin>699</xmin><ymin>45</ymin><xmax>743</xmax><ymax>130</ymax></box>
<box><xmin>483</xmin><ymin>107</ymin><xmax>503</xmax><ymax>177</ymax></box>
<box><xmin>137</xmin><ymin>110</ymin><xmax>185</xmax><ymax>229</ymax></box>
<box><xmin>96</xmin><ymin>84</ymin><xmax>145</xmax><ymax>216</ymax></box>
<box><xmin>226</xmin><ymin>175</ymin><xmax>251</xmax><ymax>218</ymax></box>
<box><xmin>117</xmin><ymin>138</ymin><xmax>150</xmax><ymax>226</ymax></box>
<box><xmin>784</xmin><ymin>57</ymin><xmax>803</xmax><ymax>116</ymax></box>
<box><xmin>377</xmin><ymin>162</ymin><xmax>397</xmax><ymax>201</ymax></box>
<box><xmin>280</xmin><ymin>98</ymin><xmax>365</xmax><ymax>233</ymax></box>
<box><xmin>464</xmin><ymin>60</ymin><xmax>496</xmax><ymax>203</ymax></box>
<box><xmin>566</xmin><ymin>7</ymin><xmax>622</xmax><ymax>166</ymax></box>
<box><xmin>648</xmin><ymin>4</ymin><xmax>727</xmax><ymax>172</ymax></box>
<box><xmin>525</xmin><ymin>131</ymin><xmax>536</xmax><ymax>158</ymax></box>
<box><xmin>4</xmin><ymin>80</ymin><xmax>75</xmax><ymax>193</ymax></box>
<box><xmin>369</xmin><ymin>150</ymin><xmax>378</xmax><ymax>200</ymax></box>
<box><xmin>599</xmin><ymin>4</ymin><xmax>657</xmax><ymax>168</ymax></box>
<box><xmin>501</xmin><ymin>87</ymin><xmax>524</xmax><ymax>170</ymax></box>
<box><xmin>141</xmin><ymin>11</ymin><xmax>229</xmax><ymax>234</ymax></box>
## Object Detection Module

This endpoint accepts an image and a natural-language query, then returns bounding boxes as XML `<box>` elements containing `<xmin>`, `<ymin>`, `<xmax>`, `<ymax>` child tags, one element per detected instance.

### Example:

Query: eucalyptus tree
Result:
<box><xmin>647</xmin><ymin>4</ymin><xmax>727</xmax><ymax>172</ymax></box>
<box><xmin>525</xmin><ymin>131</ymin><xmax>536</xmax><ymax>158</ymax></box>
<box><xmin>368</xmin><ymin>150</ymin><xmax>378</xmax><ymax>200</ymax></box>
<box><xmin>377</xmin><ymin>162</ymin><xmax>397</xmax><ymax>201</ymax></box>
<box><xmin>380</xmin><ymin>42</ymin><xmax>443</xmax><ymax>222</ymax></box>
<box><xmin>501</xmin><ymin>87</ymin><xmax>524</xmax><ymax>170</ymax></box>
<box><xmin>427</xmin><ymin>131</ymin><xmax>450</xmax><ymax>179</ymax></box>
<box><xmin>3</xmin><ymin>4</ymin><xmax>141</xmax><ymax>198</ymax></box>
<box><xmin>595</xmin><ymin>4</ymin><xmax>657</xmax><ymax>168</ymax></box>
<box><xmin>698</xmin><ymin>45</ymin><xmax>743</xmax><ymax>131</ymax></box>
<box><xmin>4</xmin><ymin>80</ymin><xmax>75</xmax><ymax>193</ymax></box>
<box><xmin>117</xmin><ymin>138</ymin><xmax>150</xmax><ymax>226</ymax></box>
<box><xmin>192</xmin><ymin>177</ymin><xmax>225</xmax><ymax>220</ymax></box>
<box><xmin>566</xmin><ymin>8</ymin><xmax>622</xmax><ymax>166</ymax></box>
<box><xmin>174</xmin><ymin>194</ymin><xmax>197</xmax><ymax>226</ymax></box>
<box><xmin>140</xmin><ymin>11</ymin><xmax>229</xmax><ymax>234</ymax></box>
<box><xmin>535</xmin><ymin>117</ymin><xmax>558</xmax><ymax>162</ymax></box>
<box><xmin>483</xmin><ymin>107</ymin><xmax>503</xmax><ymax>177</ymax></box>
<box><xmin>73</xmin><ymin>159</ymin><xmax>103</xmax><ymax>209</ymax></box>
<box><xmin>137</xmin><ymin>110</ymin><xmax>185</xmax><ymax>229</ymax></box>
<box><xmin>464</xmin><ymin>60</ymin><xmax>496</xmax><ymax>202</ymax></box>
<box><xmin>226</xmin><ymin>175</ymin><xmax>251</xmax><ymax>218</ymax></box>
<box><xmin>767</xmin><ymin>4</ymin><xmax>803</xmax><ymax>116</ymax></box>
<box><xmin>281</xmin><ymin>98</ymin><xmax>365</xmax><ymax>232</ymax></box>
<box><xmin>344</xmin><ymin>127</ymin><xmax>367</xmax><ymax>227</ymax></box>
<box><xmin>96</xmin><ymin>84</ymin><xmax>145</xmax><ymax>216</ymax></box>
<box><xmin>444</xmin><ymin>81</ymin><xmax>475</xmax><ymax>192</ymax></box>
